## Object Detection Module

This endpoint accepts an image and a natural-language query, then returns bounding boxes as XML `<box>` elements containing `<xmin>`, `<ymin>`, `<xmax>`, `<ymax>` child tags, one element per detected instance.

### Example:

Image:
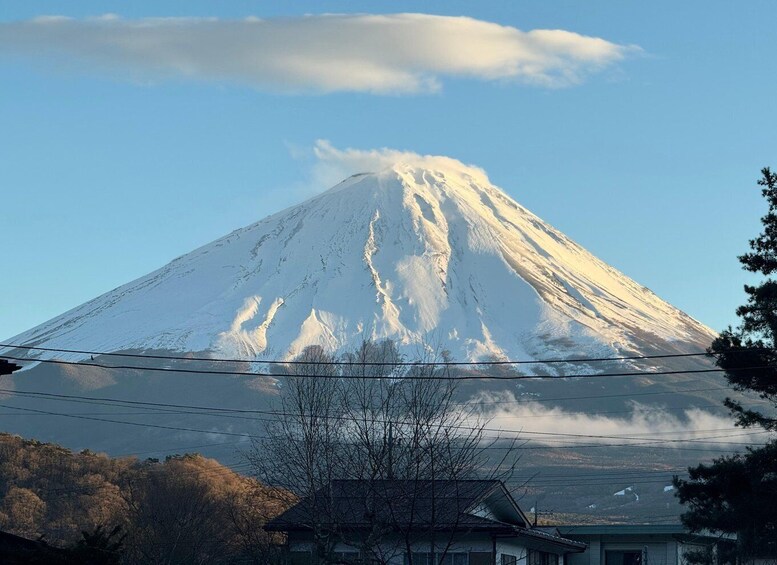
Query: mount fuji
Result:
<box><xmin>1</xmin><ymin>154</ymin><xmax>736</xmax><ymax>522</ymax></box>
<box><xmin>6</xmin><ymin>156</ymin><xmax>713</xmax><ymax>363</ymax></box>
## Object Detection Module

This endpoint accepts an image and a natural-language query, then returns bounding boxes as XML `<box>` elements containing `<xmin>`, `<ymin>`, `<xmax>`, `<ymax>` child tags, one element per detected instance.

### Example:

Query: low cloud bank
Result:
<box><xmin>0</xmin><ymin>13</ymin><xmax>638</xmax><ymax>93</ymax></box>
<box><xmin>473</xmin><ymin>391</ymin><xmax>768</xmax><ymax>448</ymax></box>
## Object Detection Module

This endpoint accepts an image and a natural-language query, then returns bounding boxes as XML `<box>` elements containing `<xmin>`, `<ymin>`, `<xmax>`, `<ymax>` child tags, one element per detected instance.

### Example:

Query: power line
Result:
<box><xmin>485</xmin><ymin>426</ymin><xmax>768</xmax><ymax>449</ymax></box>
<box><xmin>0</xmin><ymin>387</ymin><xmax>758</xmax><ymax>444</ymax></box>
<box><xmin>115</xmin><ymin>440</ymin><xmax>247</xmax><ymax>458</ymax></box>
<box><xmin>0</xmin><ymin>426</ymin><xmax>748</xmax><ymax>500</ymax></box>
<box><xmin>1</xmin><ymin>387</ymin><xmax>769</xmax><ymax>458</ymax></box>
<box><xmin>0</xmin><ymin>402</ymin><xmax>733</xmax><ymax>421</ymax></box>
<box><xmin>2</xmin><ymin>390</ymin><xmax>730</xmax><ymax>448</ymax></box>
<box><xmin>1</xmin><ymin>377</ymin><xmax>735</xmax><ymax>410</ymax></box>
<box><xmin>0</xmin><ymin>387</ymin><xmax>724</xmax><ymax>419</ymax></box>
<box><xmin>0</xmin><ymin>353</ymin><xmax>761</xmax><ymax>380</ymax></box>
<box><xmin>512</xmin><ymin>478</ymin><xmax>680</xmax><ymax>488</ymax></box>
<box><xmin>518</xmin><ymin>477</ymin><xmax>677</xmax><ymax>488</ymax></box>
<box><xmin>525</xmin><ymin>475</ymin><xmax>679</xmax><ymax>490</ymax></box>
<box><xmin>515</xmin><ymin>441</ymin><xmax>766</xmax><ymax>452</ymax></box>
<box><xmin>0</xmin><ymin>342</ymin><xmax>730</xmax><ymax>366</ymax></box>
<box><xmin>0</xmin><ymin>425</ymin><xmax>690</xmax><ymax>489</ymax></box>
<box><xmin>2</xmin><ymin>395</ymin><xmax>757</xmax><ymax>457</ymax></box>
<box><xmin>0</xmin><ymin>400</ymin><xmax>767</xmax><ymax>452</ymax></box>
<box><xmin>0</xmin><ymin>431</ymin><xmax>696</xmax><ymax>498</ymax></box>
<box><xmin>511</xmin><ymin>468</ymin><xmax>687</xmax><ymax>480</ymax></box>
<box><xmin>0</xmin><ymin>403</ymin><xmax>260</xmax><ymax>439</ymax></box>
<box><xmin>0</xmin><ymin>388</ymin><xmax>278</xmax><ymax>415</ymax></box>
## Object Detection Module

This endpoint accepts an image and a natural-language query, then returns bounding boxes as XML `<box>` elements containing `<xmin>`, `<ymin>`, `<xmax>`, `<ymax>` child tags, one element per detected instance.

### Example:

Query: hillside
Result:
<box><xmin>0</xmin><ymin>433</ymin><xmax>287</xmax><ymax>563</ymax></box>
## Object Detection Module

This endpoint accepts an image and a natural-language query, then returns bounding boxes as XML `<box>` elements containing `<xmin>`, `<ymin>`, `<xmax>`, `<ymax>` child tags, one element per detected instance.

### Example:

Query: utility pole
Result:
<box><xmin>387</xmin><ymin>423</ymin><xmax>394</xmax><ymax>480</ymax></box>
<box><xmin>532</xmin><ymin>505</ymin><xmax>555</xmax><ymax>528</ymax></box>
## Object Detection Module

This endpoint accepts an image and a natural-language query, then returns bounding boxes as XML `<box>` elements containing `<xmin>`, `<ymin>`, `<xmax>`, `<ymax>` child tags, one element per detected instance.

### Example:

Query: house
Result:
<box><xmin>555</xmin><ymin>525</ymin><xmax>736</xmax><ymax>565</ymax></box>
<box><xmin>264</xmin><ymin>479</ymin><xmax>586</xmax><ymax>565</ymax></box>
<box><xmin>0</xmin><ymin>529</ymin><xmax>70</xmax><ymax>564</ymax></box>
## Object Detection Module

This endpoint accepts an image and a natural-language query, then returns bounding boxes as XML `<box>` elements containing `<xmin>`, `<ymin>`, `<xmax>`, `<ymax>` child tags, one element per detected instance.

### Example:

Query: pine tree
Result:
<box><xmin>674</xmin><ymin>168</ymin><xmax>777</xmax><ymax>558</ymax></box>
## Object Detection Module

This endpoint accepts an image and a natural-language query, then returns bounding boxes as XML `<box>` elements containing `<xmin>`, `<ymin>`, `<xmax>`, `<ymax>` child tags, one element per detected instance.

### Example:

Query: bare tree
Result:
<box><xmin>248</xmin><ymin>340</ymin><xmax>520</xmax><ymax>565</ymax></box>
<box><xmin>247</xmin><ymin>345</ymin><xmax>346</xmax><ymax>564</ymax></box>
<box><xmin>374</xmin><ymin>351</ymin><xmax>518</xmax><ymax>565</ymax></box>
<box><xmin>121</xmin><ymin>459</ymin><xmax>221</xmax><ymax>564</ymax></box>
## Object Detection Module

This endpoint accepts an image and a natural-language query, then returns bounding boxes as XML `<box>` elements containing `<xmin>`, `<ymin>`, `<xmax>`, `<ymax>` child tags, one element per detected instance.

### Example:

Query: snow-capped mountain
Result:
<box><xmin>1</xmin><ymin>156</ymin><xmax>729</xmax><ymax>523</ymax></box>
<box><xmin>6</xmin><ymin>158</ymin><xmax>714</xmax><ymax>363</ymax></box>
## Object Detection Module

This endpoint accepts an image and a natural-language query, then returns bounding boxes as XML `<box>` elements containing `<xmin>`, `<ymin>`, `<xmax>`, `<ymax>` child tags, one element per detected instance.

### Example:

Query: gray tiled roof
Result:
<box><xmin>266</xmin><ymin>479</ymin><xmax>505</xmax><ymax>532</ymax></box>
<box><xmin>264</xmin><ymin>479</ymin><xmax>585</xmax><ymax>552</ymax></box>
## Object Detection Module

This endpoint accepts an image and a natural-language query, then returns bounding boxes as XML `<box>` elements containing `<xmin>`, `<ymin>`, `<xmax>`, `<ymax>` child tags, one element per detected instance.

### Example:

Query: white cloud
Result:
<box><xmin>308</xmin><ymin>139</ymin><xmax>490</xmax><ymax>190</ymax></box>
<box><xmin>283</xmin><ymin>139</ymin><xmax>491</xmax><ymax>199</ymax></box>
<box><xmin>0</xmin><ymin>14</ymin><xmax>639</xmax><ymax>94</ymax></box>
<box><xmin>472</xmin><ymin>391</ymin><xmax>770</xmax><ymax>448</ymax></box>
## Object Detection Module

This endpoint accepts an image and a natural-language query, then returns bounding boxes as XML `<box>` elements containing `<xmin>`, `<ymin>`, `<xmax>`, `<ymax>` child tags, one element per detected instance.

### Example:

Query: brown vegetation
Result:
<box><xmin>0</xmin><ymin>433</ymin><xmax>288</xmax><ymax>564</ymax></box>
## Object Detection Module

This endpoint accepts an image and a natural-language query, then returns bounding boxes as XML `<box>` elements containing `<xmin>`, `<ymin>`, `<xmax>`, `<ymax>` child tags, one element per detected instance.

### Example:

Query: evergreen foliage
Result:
<box><xmin>674</xmin><ymin>167</ymin><xmax>777</xmax><ymax>558</ymax></box>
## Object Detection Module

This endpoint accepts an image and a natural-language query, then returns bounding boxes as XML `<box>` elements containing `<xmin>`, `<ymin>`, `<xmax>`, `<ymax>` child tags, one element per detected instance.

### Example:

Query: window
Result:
<box><xmin>290</xmin><ymin>551</ymin><xmax>312</xmax><ymax>565</ymax></box>
<box><xmin>469</xmin><ymin>552</ymin><xmax>492</xmax><ymax>565</ymax></box>
<box><xmin>332</xmin><ymin>551</ymin><xmax>360</xmax><ymax>564</ymax></box>
<box><xmin>605</xmin><ymin>551</ymin><xmax>643</xmax><ymax>565</ymax></box>
<box><xmin>502</xmin><ymin>554</ymin><xmax>518</xmax><ymax>565</ymax></box>
<box><xmin>405</xmin><ymin>552</ymin><xmax>468</xmax><ymax>565</ymax></box>
<box><xmin>529</xmin><ymin>550</ymin><xmax>559</xmax><ymax>565</ymax></box>
<box><xmin>288</xmin><ymin>550</ymin><xmax>360</xmax><ymax>565</ymax></box>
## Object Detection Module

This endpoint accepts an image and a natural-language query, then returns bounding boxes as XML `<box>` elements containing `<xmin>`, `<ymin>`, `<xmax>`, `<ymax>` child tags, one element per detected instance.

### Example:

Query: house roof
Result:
<box><xmin>0</xmin><ymin>530</ymin><xmax>44</xmax><ymax>552</ymax></box>
<box><xmin>266</xmin><ymin>480</ymin><xmax>507</xmax><ymax>531</ymax></box>
<box><xmin>265</xmin><ymin>479</ymin><xmax>585</xmax><ymax>553</ymax></box>
<box><xmin>0</xmin><ymin>530</ymin><xmax>69</xmax><ymax>562</ymax></box>
<box><xmin>555</xmin><ymin>524</ymin><xmax>734</xmax><ymax>541</ymax></box>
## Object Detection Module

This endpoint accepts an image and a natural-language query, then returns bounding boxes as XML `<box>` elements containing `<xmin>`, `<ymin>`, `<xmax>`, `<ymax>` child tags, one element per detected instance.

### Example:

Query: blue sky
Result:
<box><xmin>1</xmin><ymin>1</ymin><xmax>775</xmax><ymax>341</ymax></box>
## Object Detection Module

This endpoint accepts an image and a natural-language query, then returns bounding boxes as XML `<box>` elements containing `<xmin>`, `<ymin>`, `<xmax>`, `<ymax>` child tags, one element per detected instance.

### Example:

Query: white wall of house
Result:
<box><xmin>496</xmin><ymin>538</ymin><xmax>529</xmax><ymax>565</ymax></box>
<box><xmin>565</xmin><ymin>536</ymin><xmax>678</xmax><ymax>565</ymax></box>
<box><xmin>288</xmin><ymin>533</ymin><xmax>534</xmax><ymax>565</ymax></box>
<box><xmin>677</xmin><ymin>543</ymin><xmax>710</xmax><ymax>565</ymax></box>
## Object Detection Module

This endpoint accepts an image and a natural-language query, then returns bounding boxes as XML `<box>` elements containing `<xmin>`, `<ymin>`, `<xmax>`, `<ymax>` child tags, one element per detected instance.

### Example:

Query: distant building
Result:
<box><xmin>265</xmin><ymin>479</ymin><xmax>586</xmax><ymax>565</ymax></box>
<box><xmin>556</xmin><ymin>525</ymin><xmax>735</xmax><ymax>565</ymax></box>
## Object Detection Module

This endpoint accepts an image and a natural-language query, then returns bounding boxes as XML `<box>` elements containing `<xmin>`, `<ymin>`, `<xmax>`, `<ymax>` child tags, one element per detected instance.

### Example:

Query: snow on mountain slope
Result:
<box><xmin>6</xmin><ymin>158</ymin><xmax>714</xmax><ymax>363</ymax></box>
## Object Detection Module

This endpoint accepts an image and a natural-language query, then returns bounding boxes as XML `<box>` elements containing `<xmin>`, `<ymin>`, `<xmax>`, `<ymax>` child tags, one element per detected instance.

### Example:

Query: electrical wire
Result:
<box><xmin>0</xmin><ymin>387</ymin><xmax>765</xmax><ymax>444</ymax></box>
<box><xmin>0</xmin><ymin>353</ymin><xmax>765</xmax><ymax>380</ymax></box>
<box><xmin>0</xmin><ymin>342</ymin><xmax>736</xmax><ymax>366</ymax></box>
<box><xmin>0</xmin><ymin>402</ymin><xmax>767</xmax><ymax>453</ymax></box>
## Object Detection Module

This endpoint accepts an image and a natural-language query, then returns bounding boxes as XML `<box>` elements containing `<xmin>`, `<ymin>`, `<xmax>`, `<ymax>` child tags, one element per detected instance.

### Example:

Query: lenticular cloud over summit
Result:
<box><xmin>7</xmin><ymin>145</ymin><xmax>713</xmax><ymax>364</ymax></box>
<box><xmin>309</xmin><ymin>140</ymin><xmax>490</xmax><ymax>192</ymax></box>
<box><xmin>0</xmin><ymin>13</ymin><xmax>637</xmax><ymax>93</ymax></box>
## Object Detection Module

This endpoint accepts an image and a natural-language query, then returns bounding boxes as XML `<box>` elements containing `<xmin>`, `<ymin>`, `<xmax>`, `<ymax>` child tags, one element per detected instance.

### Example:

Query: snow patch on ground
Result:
<box><xmin>614</xmin><ymin>486</ymin><xmax>639</xmax><ymax>502</ymax></box>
